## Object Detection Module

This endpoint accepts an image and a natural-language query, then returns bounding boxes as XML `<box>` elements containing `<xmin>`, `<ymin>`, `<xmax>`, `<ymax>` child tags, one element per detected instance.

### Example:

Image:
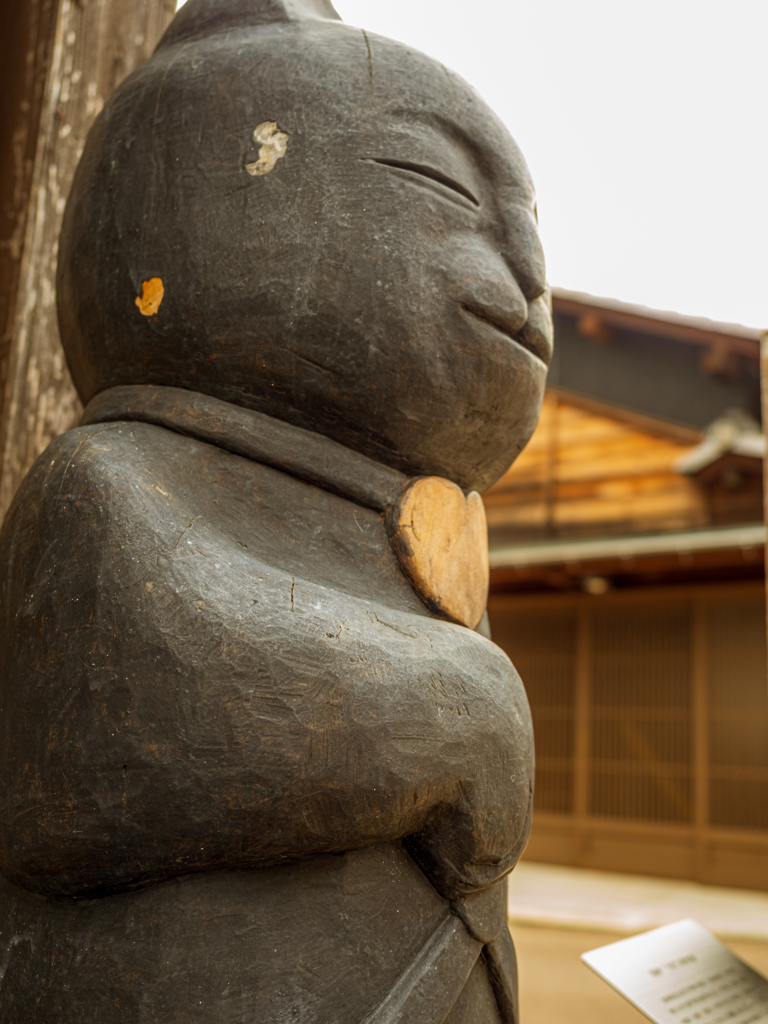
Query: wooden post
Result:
<box><xmin>0</xmin><ymin>0</ymin><xmax>60</xmax><ymax>468</ymax></box>
<box><xmin>573</xmin><ymin>603</ymin><xmax>592</xmax><ymax>864</ymax></box>
<box><xmin>0</xmin><ymin>0</ymin><xmax>175</xmax><ymax>523</ymax></box>
<box><xmin>763</xmin><ymin>332</ymin><xmax>768</xmax><ymax>674</ymax></box>
<box><xmin>691</xmin><ymin>596</ymin><xmax>709</xmax><ymax>881</ymax></box>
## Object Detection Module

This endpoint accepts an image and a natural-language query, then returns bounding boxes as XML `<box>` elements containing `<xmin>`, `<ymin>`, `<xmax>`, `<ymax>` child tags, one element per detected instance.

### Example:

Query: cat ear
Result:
<box><xmin>158</xmin><ymin>0</ymin><xmax>341</xmax><ymax>49</ymax></box>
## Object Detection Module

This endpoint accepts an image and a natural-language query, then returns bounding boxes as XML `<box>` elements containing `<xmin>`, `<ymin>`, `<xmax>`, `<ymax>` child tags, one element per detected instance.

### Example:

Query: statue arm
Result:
<box><xmin>0</xmin><ymin>430</ymin><xmax>532</xmax><ymax>900</ymax></box>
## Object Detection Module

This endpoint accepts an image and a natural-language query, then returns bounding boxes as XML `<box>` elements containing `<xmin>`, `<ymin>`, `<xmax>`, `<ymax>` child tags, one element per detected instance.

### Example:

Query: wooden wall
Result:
<box><xmin>490</xmin><ymin>582</ymin><xmax>768</xmax><ymax>890</ymax></box>
<box><xmin>484</xmin><ymin>390</ymin><xmax>763</xmax><ymax>544</ymax></box>
<box><xmin>0</xmin><ymin>0</ymin><xmax>175</xmax><ymax>523</ymax></box>
<box><xmin>0</xmin><ymin>0</ymin><xmax>60</xmax><ymax>450</ymax></box>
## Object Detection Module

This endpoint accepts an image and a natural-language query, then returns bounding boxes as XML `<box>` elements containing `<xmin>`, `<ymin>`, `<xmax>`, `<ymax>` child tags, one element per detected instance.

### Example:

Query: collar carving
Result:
<box><xmin>82</xmin><ymin>386</ymin><xmax>488</xmax><ymax>629</ymax></box>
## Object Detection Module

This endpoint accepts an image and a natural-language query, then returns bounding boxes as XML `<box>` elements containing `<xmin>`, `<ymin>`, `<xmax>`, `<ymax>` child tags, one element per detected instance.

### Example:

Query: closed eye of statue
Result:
<box><xmin>365</xmin><ymin>158</ymin><xmax>480</xmax><ymax>209</ymax></box>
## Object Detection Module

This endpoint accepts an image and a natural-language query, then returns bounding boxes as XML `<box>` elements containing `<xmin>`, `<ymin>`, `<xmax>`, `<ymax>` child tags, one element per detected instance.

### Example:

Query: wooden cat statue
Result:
<box><xmin>0</xmin><ymin>1</ymin><xmax>553</xmax><ymax>1019</ymax></box>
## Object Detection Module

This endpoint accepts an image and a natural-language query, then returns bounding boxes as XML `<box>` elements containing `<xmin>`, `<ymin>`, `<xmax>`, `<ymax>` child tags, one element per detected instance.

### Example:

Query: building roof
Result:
<box><xmin>549</xmin><ymin>290</ymin><xmax>763</xmax><ymax>432</ymax></box>
<box><xmin>552</xmin><ymin>288</ymin><xmax>763</xmax><ymax>350</ymax></box>
<box><xmin>484</xmin><ymin>293</ymin><xmax>766</xmax><ymax>589</ymax></box>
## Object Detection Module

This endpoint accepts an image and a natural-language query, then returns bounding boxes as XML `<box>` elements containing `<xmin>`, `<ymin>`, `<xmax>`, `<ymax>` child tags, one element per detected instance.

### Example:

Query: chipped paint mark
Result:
<box><xmin>362</xmin><ymin>30</ymin><xmax>373</xmax><ymax>86</ymax></box>
<box><xmin>56</xmin><ymin>432</ymin><xmax>96</xmax><ymax>500</ymax></box>
<box><xmin>246</xmin><ymin>122</ymin><xmax>290</xmax><ymax>176</ymax></box>
<box><xmin>135</xmin><ymin>277</ymin><xmax>164</xmax><ymax>316</ymax></box>
<box><xmin>173</xmin><ymin>516</ymin><xmax>201</xmax><ymax>551</ymax></box>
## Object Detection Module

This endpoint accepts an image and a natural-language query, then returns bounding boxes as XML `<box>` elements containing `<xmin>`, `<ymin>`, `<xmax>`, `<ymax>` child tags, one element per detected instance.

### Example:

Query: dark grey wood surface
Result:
<box><xmin>0</xmin><ymin>0</ymin><xmax>552</xmax><ymax>1018</ymax></box>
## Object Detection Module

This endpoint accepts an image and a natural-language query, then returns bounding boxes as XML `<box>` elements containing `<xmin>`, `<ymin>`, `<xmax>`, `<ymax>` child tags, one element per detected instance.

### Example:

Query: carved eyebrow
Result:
<box><xmin>365</xmin><ymin>158</ymin><xmax>480</xmax><ymax>208</ymax></box>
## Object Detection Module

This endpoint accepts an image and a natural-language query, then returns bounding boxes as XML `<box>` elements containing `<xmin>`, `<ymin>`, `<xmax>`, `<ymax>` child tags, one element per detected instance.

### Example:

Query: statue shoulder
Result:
<box><xmin>0</xmin><ymin>420</ymin><xmax>238</xmax><ymax>637</ymax></box>
<box><xmin>2</xmin><ymin>420</ymin><xmax>187</xmax><ymax>538</ymax></box>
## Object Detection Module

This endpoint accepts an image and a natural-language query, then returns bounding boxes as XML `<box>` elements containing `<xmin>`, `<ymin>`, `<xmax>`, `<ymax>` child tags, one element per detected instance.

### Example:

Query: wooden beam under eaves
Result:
<box><xmin>553</xmin><ymin>290</ymin><xmax>761</xmax><ymax>359</ymax></box>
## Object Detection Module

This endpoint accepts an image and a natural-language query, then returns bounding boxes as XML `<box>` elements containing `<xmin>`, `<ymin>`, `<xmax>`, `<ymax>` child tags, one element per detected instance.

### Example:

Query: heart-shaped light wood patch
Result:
<box><xmin>386</xmin><ymin>477</ymin><xmax>489</xmax><ymax>630</ymax></box>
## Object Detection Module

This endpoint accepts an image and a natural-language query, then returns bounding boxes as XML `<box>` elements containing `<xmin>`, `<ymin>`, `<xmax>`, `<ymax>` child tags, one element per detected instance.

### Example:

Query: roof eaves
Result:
<box><xmin>552</xmin><ymin>288</ymin><xmax>762</xmax><ymax>357</ymax></box>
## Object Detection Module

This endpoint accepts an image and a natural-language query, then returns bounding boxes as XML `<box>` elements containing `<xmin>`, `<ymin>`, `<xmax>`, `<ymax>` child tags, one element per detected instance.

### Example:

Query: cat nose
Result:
<box><xmin>498</xmin><ymin>204</ymin><xmax>547</xmax><ymax>303</ymax></box>
<box><xmin>516</xmin><ymin>292</ymin><xmax>554</xmax><ymax>366</ymax></box>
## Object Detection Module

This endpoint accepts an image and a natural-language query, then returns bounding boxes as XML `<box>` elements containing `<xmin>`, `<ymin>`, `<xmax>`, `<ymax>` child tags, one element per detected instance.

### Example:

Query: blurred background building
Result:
<box><xmin>486</xmin><ymin>290</ymin><xmax>767</xmax><ymax>890</ymax></box>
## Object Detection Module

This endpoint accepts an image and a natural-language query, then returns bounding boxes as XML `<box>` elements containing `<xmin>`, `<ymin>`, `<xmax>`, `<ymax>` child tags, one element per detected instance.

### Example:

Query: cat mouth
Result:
<box><xmin>461</xmin><ymin>303</ymin><xmax>552</xmax><ymax>367</ymax></box>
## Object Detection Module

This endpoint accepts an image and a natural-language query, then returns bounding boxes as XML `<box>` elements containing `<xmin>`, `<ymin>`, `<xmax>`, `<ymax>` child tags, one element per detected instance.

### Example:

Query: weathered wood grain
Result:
<box><xmin>762</xmin><ymin>334</ymin><xmax>768</xmax><ymax>630</ymax></box>
<box><xmin>0</xmin><ymin>0</ymin><xmax>59</xmax><ymax>438</ymax></box>
<box><xmin>0</xmin><ymin>0</ymin><xmax>174</xmax><ymax>523</ymax></box>
<box><xmin>484</xmin><ymin>392</ymin><xmax>715</xmax><ymax>539</ymax></box>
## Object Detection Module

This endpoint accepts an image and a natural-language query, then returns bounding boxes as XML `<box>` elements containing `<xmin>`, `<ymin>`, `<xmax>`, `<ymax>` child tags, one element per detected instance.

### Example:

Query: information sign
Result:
<box><xmin>582</xmin><ymin>919</ymin><xmax>768</xmax><ymax>1023</ymax></box>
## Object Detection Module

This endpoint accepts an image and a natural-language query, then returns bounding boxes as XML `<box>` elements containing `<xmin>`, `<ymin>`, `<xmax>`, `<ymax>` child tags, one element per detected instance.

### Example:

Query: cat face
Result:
<box><xmin>58</xmin><ymin>20</ymin><xmax>551</xmax><ymax>491</ymax></box>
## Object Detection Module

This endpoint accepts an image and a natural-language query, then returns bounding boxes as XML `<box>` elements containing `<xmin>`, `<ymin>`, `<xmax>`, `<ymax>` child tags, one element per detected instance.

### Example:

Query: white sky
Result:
<box><xmin>175</xmin><ymin>0</ymin><xmax>767</xmax><ymax>331</ymax></box>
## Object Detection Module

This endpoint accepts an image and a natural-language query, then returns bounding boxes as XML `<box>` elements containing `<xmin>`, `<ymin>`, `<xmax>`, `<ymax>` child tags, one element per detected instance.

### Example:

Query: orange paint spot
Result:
<box><xmin>135</xmin><ymin>277</ymin><xmax>164</xmax><ymax>316</ymax></box>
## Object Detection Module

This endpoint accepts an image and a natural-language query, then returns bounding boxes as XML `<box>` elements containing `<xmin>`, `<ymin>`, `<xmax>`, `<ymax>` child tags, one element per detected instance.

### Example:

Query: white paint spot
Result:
<box><xmin>245</xmin><ymin>121</ymin><xmax>290</xmax><ymax>177</ymax></box>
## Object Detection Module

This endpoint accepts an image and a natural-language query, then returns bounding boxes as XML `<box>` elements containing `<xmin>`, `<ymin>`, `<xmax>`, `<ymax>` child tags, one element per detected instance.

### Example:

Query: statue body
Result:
<box><xmin>0</xmin><ymin>2</ymin><xmax>552</xmax><ymax>1020</ymax></box>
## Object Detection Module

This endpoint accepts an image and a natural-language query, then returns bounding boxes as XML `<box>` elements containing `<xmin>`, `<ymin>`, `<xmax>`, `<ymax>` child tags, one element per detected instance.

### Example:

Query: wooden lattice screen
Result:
<box><xmin>706</xmin><ymin>598</ymin><xmax>768</xmax><ymax>831</ymax></box>
<box><xmin>497</xmin><ymin>609</ymin><xmax>577</xmax><ymax>816</ymax></box>
<box><xmin>590</xmin><ymin>603</ymin><xmax>694</xmax><ymax>825</ymax></box>
<box><xmin>489</xmin><ymin>583</ymin><xmax>768</xmax><ymax>888</ymax></box>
